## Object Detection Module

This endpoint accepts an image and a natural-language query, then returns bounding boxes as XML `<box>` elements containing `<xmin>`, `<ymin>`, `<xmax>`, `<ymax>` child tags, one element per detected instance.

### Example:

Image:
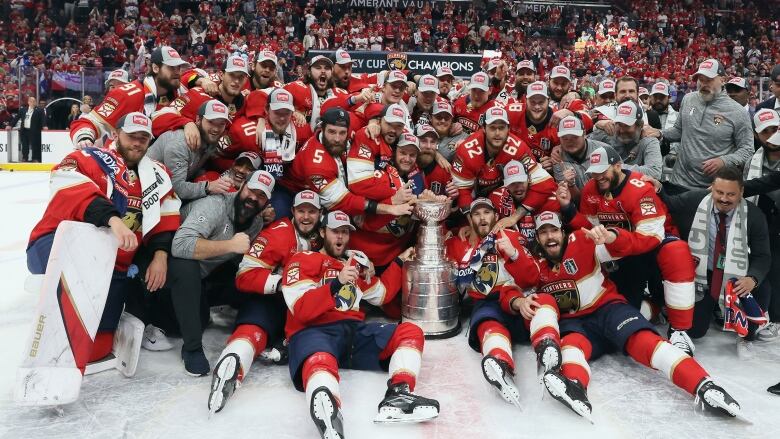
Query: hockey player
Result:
<box><xmin>27</xmin><ymin>112</ymin><xmax>181</xmax><ymax>376</ymax></box>
<box><xmin>501</xmin><ymin>212</ymin><xmax>743</xmax><ymax>420</ymax></box>
<box><xmin>430</xmin><ymin>99</ymin><xmax>467</xmax><ymax>163</ymax></box>
<box><xmin>208</xmin><ymin>190</ymin><xmax>323</xmax><ymax>414</ymax></box>
<box><xmin>451</xmin><ymin>106</ymin><xmax>556</xmax><ymax>215</ymax></box>
<box><xmin>331</xmin><ymin>48</ymin><xmax>378</xmax><ymax>93</ymax></box>
<box><xmin>556</xmin><ymin>145</ymin><xmax>696</xmax><ymax>356</ymax></box>
<box><xmin>286</xmin><ymin>107</ymin><xmax>413</xmax><ymax>218</ymax></box>
<box><xmin>282</xmin><ymin>211</ymin><xmax>439</xmax><ymax>437</ymax></box>
<box><xmin>104</xmin><ymin>69</ymin><xmax>129</xmax><ymax>92</ymax></box>
<box><xmin>416</xmin><ymin>124</ymin><xmax>458</xmax><ymax>198</ymax></box>
<box><xmin>500</xmin><ymin>60</ymin><xmax>536</xmax><ymax>105</ymax></box>
<box><xmin>408</xmin><ymin>74</ymin><xmax>439</xmax><ymax>127</ymax></box>
<box><xmin>249</xmin><ymin>50</ymin><xmax>285</xmax><ymax>91</ymax></box>
<box><xmin>194</xmin><ymin>151</ymin><xmax>261</xmax><ymax>192</ymax></box>
<box><xmin>324</xmin><ymin>70</ymin><xmax>411</xmax><ymax>132</ymax></box>
<box><xmin>453</xmin><ymin>72</ymin><xmax>500</xmax><ymax>135</ymax></box>
<box><xmin>446</xmin><ymin>198</ymin><xmax>544</xmax><ymax>407</ymax></box>
<box><xmin>284</xmin><ymin>55</ymin><xmax>350</xmax><ymax>128</ymax></box>
<box><xmin>545</xmin><ymin>65</ymin><xmax>593</xmax><ymax>128</ymax></box>
<box><xmin>70</xmin><ymin>46</ymin><xmax>195</xmax><ymax>148</ymax></box>
<box><xmin>506</xmin><ymin>81</ymin><xmax>561</xmax><ymax>165</ymax></box>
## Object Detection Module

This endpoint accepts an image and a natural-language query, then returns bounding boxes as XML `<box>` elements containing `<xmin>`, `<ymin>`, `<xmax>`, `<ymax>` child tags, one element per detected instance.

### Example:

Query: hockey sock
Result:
<box><xmin>657</xmin><ymin>240</ymin><xmax>695</xmax><ymax>330</ymax></box>
<box><xmin>477</xmin><ymin>320</ymin><xmax>515</xmax><ymax>371</ymax></box>
<box><xmin>529</xmin><ymin>294</ymin><xmax>561</xmax><ymax>348</ymax></box>
<box><xmin>89</xmin><ymin>331</ymin><xmax>114</xmax><ymax>362</ymax></box>
<box><xmin>381</xmin><ymin>322</ymin><xmax>424</xmax><ymax>391</ymax></box>
<box><xmin>303</xmin><ymin>352</ymin><xmax>341</xmax><ymax>408</ymax></box>
<box><xmin>561</xmin><ymin>333</ymin><xmax>592</xmax><ymax>388</ymax></box>
<box><xmin>625</xmin><ymin>330</ymin><xmax>707</xmax><ymax>395</ymax></box>
<box><xmin>220</xmin><ymin>324</ymin><xmax>268</xmax><ymax>381</ymax></box>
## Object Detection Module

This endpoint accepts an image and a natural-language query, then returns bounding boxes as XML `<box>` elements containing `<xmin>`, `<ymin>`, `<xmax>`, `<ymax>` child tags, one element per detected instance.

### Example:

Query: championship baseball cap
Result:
<box><xmin>485</xmin><ymin>58</ymin><xmax>501</xmax><ymax>72</ymax></box>
<box><xmin>323</xmin><ymin>210</ymin><xmax>356</xmax><ymax>230</ymax></box>
<box><xmin>235</xmin><ymin>151</ymin><xmax>262</xmax><ymax>170</ymax></box>
<box><xmin>293</xmin><ymin>190</ymin><xmax>322</xmax><ymax>209</ymax></box>
<box><xmin>725</xmin><ymin>77</ymin><xmax>748</xmax><ymax>90</ymax></box>
<box><xmin>382</xmin><ymin>103</ymin><xmax>408</xmax><ymax>125</ymax></box>
<box><xmin>198</xmin><ymin>99</ymin><xmax>231</xmax><ymax>121</ymax></box>
<box><xmin>526</xmin><ymin>81</ymin><xmax>548</xmax><ymax>99</ymax></box>
<box><xmin>386</xmin><ymin>70</ymin><xmax>408</xmax><ymax>84</ymax></box>
<box><xmin>534</xmin><ymin>211</ymin><xmax>563</xmax><ymax>230</ymax></box>
<box><xmin>256</xmin><ymin>50</ymin><xmax>278</xmax><ymax>65</ymax></box>
<box><xmin>418</xmin><ymin>74</ymin><xmax>439</xmax><ymax>93</ymax></box>
<box><xmin>484</xmin><ymin>106</ymin><xmax>509</xmax><ymax>125</ymax></box>
<box><xmin>693</xmin><ymin>59</ymin><xmax>725</xmax><ymax>79</ymax></box>
<box><xmin>469</xmin><ymin>197</ymin><xmax>494</xmax><ymax>212</ymax></box>
<box><xmin>268</xmin><ymin>89</ymin><xmax>294</xmax><ymax>111</ymax></box>
<box><xmin>586</xmin><ymin>145</ymin><xmax>622</xmax><ymax>174</ymax></box>
<box><xmin>416</xmin><ymin>124</ymin><xmax>439</xmax><ymax>138</ymax></box>
<box><xmin>469</xmin><ymin>72</ymin><xmax>490</xmax><ymax>91</ymax></box>
<box><xmin>435</xmin><ymin>66</ymin><xmax>455</xmax><ymax>78</ymax></box>
<box><xmin>310</xmin><ymin>55</ymin><xmax>333</xmax><ymax>67</ymax></box>
<box><xmin>246</xmin><ymin>170</ymin><xmax>275</xmax><ymax>199</ymax></box>
<box><xmin>557</xmin><ymin>116</ymin><xmax>584</xmax><ymax>137</ymax></box>
<box><xmin>598</xmin><ymin>79</ymin><xmax>616</xmax><ymax>96</ymax></box>
<box><xmin>754</xmin><ymin>108</ymin><xmax>780</xmax><ymax>133</ymax></box>
<box><xmin>150</xmin><ymin>46</ymin><xmax>190</xmax><ymax>68</ymax></box>
<box><xmin>613</xmin><ymin>100</ymin><xmax>643</xmax><ymax>126</ymax></box>
<box><xmin>550</xmin><ymin>65</ymin><xmax>571</xmax><ymax>81</ymax></box>
<box><xmin>224</xmin><ymin>55</ymin><xmax>249</xmax><ymax>75</ymax></box>
<box><xmin>320</xmin><ymin>107</ymin><xmax>350</xmax><ymax>128</ymax></box>
<box><xmin>105</xmin><ymin>69</ymin><xmax>129</xmax><ymax>86</ymax></box>
<box><xmin>651</xmin><ymin>82</ymin><xmax>669</xmax><ymax>96</ymax></box>
<box><xmin>503</xmin><ymin>160</ymin><xmax>528</xmax><ymax>186</ymax></box>
<box><xmin>516</xmin><ymin>60</ymin><xmax>535</xmax><ymax>72</ymax></box>
<box><xmin>397</xmin><ymin>131</ymin><xmax>420</xmax><ymax>150</ymax></box>
<box><xmin>117</xmin><ymin>112</ymin><xmax>152</xmax><ymax>135</ymax></box>
<box><xmin>432</xmin><ymin>99</ymin><xmax>453</xmax><ymax>115</ymax></box>
<box><xmin>334</xmin><ymin>48</ymin><xmax>352</xmax><ymax>65</ymax></box>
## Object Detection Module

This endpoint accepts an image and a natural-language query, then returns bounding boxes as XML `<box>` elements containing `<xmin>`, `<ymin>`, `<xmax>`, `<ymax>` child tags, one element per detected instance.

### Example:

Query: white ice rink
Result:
<box><xmin>1</xmin><ymin>170</ymin><xmax>779</xmax><ymax>439</ymax></box>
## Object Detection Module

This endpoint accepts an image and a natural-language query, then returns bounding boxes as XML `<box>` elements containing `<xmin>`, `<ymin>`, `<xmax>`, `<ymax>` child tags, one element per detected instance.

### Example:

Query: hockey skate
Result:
<box><xmin>85</xmin><ymin>312</ymin><xmax>144</xmax><ymax>377</ymax></box>
<box><xmin>695</xmin><ymin>379</ymin><xmax>749</xmax><ymax>422</ymax></box>
<box><xmin>669</xmin><ymin>328</ymin><xmax>695</xmax><ymax>357</ymax></box>
<box><xmin>374</xmin><ymin>382</ymin><xmax>440</xmax><ymax>424</ymax></box>
<box><xmin>481</xmin><ymin>355</ymin><xmax>522</xmax><ymax>408</ymax></box>
<box><xmin>543</xmin><ymin>370</ymin><xmax>593</xmax><ymax>423</ymax></box>
<box><xmin>534</xmin><ymin>337</ymin><xmax>562</xmax><ymax>374</ymax></box>
<box><xmin>208</xmin><ymin>353</ymin><xmax>240</xmax><ymax>416</ymax></box>
<box><xmin>310</xmin><ymin>386</ymin><xmax>344</xmax><ymax>439</ymax></box>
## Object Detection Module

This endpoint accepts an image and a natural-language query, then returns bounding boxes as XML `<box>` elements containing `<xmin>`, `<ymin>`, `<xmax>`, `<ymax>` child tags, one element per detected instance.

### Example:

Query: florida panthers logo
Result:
<box><xmin>324</xmin><ymin>269</ymin><xmax>358</xmax><ymax>311</ymax></box>
<box><xmin>472</xmin><ymin>254</ymin><xmax>498</xmax><ymax>296</ymax></box>
<box><xmin>541</xmin><ymin>280</ymin><xmax>581</xmax><ymax>314</ymax></box>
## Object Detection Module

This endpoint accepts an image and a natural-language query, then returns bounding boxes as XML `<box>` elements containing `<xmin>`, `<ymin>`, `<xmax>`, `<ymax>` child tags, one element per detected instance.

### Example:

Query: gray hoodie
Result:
<box><xmin>662</xmin><ymin>90</ymin><xmax>753</xmax><ymax>189</ymax></box>
<box><xmin>146</xmin><ymin>129</ymin><xmax>217</xmax><ymax>201</ymax></box>
<box><xmin>560</xmin><ymin>138</ymin><xmax>612</xmax><ymax>189</ymax></box>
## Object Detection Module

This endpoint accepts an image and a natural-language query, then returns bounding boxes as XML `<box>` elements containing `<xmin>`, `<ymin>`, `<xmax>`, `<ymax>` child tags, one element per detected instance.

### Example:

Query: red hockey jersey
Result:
<box><xmin>506</xmin><ymin>102</ymin><xmax>560</xmax><ymax>160</ymax></box>
<box><xmin>283</xmin><ymin>80</ymin><xmax>350</xmax><ymax>126</ymax></box>
<box><xmin>452</xmin><ymin>95</ymin><xmax>499</xmax><ymax>134</ymax></box>
<box><xmin>488</xmin><ymin>186</ymin><xmax>560</xmax><ymax>248</ymax></box>
<box><xmin>150</xmin><ymin>86</ymin><xmax>245</xmax><ymax>136</ymax></box>
<box><xmin>346</xmin><ymin>127</ymin><xmax>397</xmax><ymax>202</ymax></box>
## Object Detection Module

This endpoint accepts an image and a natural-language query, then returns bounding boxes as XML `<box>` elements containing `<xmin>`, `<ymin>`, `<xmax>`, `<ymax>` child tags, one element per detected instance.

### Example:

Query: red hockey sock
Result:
<box><xmin>303</xmin><ymin>352</ymin><xmax>341</xmax><ymax>407</ymax></box>
<box><xmin>529</xmin><ymin>294</ymin><xmax>561</xmax><ymax>348</ymax></box>
<box><xmin>561</xmin><ymin>333</ymin><xmax>592</xmax><ymax>388</ymax></box>
<box><xmin>381</xmin><ymin>322</ymin><xmax>424</xmax><ymax>391</ymax></box>
<box><xmin>227</xmin><ymin>324</ymin><xmax>268</xmax><ymax>355</ymax></box>
<box><xmin>625</xmin><ymin>330</ymin><xmax>707</xmax><ymax>395</ymax></box>
<box><xmin>89</xmin><ymin>331</ymin><xmax>114</xmax><ymax>362</ymax></box>
<box><xmin>477</xmin><ymin>320</ymin><xmax>515</xmax><ymax>371</ymax></box>
<box><xmin>657</xmin><ymin>240</ymin><xmax>695</xmax><ymax>330</ymax></box>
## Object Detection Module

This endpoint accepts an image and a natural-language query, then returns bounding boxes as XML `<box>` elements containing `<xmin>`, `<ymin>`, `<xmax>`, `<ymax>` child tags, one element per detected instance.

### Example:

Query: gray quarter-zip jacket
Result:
<box><xmin>146</xmin><ymin>129</ymin><xmax>217</xmax><ymax>201</ymax></box>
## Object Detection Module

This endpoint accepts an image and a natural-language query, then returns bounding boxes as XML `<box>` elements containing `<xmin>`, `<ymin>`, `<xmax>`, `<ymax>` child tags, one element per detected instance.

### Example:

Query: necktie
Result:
<box><xmin>710</xmin><ymin>212</ymin><xmax>727</xmax><ymax>300</ymax></box>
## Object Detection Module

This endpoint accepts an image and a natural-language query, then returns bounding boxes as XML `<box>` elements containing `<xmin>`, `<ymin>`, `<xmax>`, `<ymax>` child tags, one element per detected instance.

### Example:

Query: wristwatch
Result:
<box><xmin>746</xmin><ymin>275</ymin><xmax>759</xmax><ymax>289</ymax></box>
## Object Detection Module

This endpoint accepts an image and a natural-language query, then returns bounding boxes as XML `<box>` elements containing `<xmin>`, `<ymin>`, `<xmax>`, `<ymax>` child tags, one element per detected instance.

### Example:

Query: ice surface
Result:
<box><xmin>1</xmin><ymin>171</ymin><xmax>779</xmax><ymax>439</ymax></box>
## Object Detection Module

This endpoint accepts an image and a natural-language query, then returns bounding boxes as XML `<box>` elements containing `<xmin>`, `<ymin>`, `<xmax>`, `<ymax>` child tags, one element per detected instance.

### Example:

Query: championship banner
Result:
<box><xmin>307</xmin><ymin>50</ymin><xmax>483</xmax><ymax>78</ymax></box>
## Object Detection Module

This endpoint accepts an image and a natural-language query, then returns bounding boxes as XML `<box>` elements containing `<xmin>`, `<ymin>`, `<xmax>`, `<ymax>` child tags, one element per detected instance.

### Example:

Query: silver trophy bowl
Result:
<box><xmin>402</xmin><ymin>199</ymin><xmax>461</xmax><ymax>339</ymax></box>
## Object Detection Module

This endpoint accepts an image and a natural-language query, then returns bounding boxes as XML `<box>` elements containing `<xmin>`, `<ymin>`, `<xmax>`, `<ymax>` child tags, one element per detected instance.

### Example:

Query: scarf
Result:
<box><xmin>745</xmin><ymin>148</ymin><xmax>764</xmax><ymax>204</ymax></box>
<box><xmin>454</xmin><ymin>233</ymin><xmax>497</xmax><ymax>290</ymax></box>
<box><xmin>309</xmin><ymin>84</ymin><xmax>336</xmax><ymax>130</ymax></box>
<box><xmin>261</xmin><ymin>122</ymin><xmax>297</xmax><ymax>163</ymax></box>
<box><xmin>688</xmin><ymin>193</ymin><xmax>749</xmax><ymax>303</ymax></box>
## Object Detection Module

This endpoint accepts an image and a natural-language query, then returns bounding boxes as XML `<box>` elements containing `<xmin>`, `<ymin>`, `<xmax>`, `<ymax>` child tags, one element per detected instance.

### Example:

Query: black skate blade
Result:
<box><xmin>374</xmin><ymin>405</ymin><xmax>439</xmax><ymax>424</ymax></box>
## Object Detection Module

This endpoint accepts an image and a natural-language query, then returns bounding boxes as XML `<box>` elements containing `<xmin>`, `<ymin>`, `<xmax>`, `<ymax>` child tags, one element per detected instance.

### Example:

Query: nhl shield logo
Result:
<box><xmin>387</xmin><ymin>52</ymin><xmax>408</xmax><ymax>71</ymax></box>
<box><xmin>563</xmin><ymin>258</ymin><xmax>578</xmax><ymax>275</ymax></box>
<box><xmin>473</xmin><ymin>254</ymin><xmax>498</xmax><ymax>296</ymax></box>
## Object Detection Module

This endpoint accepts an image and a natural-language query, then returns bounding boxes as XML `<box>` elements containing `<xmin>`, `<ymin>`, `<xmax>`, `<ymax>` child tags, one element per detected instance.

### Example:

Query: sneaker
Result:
<box><xmin>756</xmin><ymin>322</ymin><xmax>780</xmax><ymax>343</ymax></box>
<box><xmin>669</xmin><ymin>328</ymin><xmax>695</xmax><ymax>357</ymax></box>
<box><xmin>181</xmin><ymin>347</ymin><xmax>210</xmax><ymax>377</ymax></box>
<box><xmin>736</xmin><ymin>338</ymin><xmax>756</xmax><ymax>361</ymax></box>
<box><xmin>142</xmin><ymin>324</ymin><xmax>174</xmax><ymax>351</ymax></box>
<box><xmin>374</xmin><ymin>382</ymin><xmax>440</xmax><ymax>424</ymax></box>
<box><xmin>310</xmin><ymin>386</ymin><xmax>344</xmax><ymax>439</ymax></box>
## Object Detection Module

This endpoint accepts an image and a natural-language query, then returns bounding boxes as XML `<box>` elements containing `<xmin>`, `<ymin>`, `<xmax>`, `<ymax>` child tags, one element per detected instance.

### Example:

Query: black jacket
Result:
<box><xmin>756</xmin><ymin>97</ymin><xmax>777</xmax><ymax>112</ymax></box>
<box><xmin>11</xmin><ymin>106</ymin><xmax>45</xmax><ymax>139</ymax></box>
<box><xmin>659</xmin><ymin>188</ymin><xmax>771</xmax><ymax>283</ymax></box>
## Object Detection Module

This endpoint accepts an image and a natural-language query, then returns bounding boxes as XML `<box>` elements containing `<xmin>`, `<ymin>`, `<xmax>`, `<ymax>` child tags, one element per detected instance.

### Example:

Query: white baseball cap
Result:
<box><xmin>550</xmin><ymin>65</ymin><xmax>571</xmax><ymax>81</ymax></box>
<box><xmin>432</xmin><ymin>99</ymin><xmax>453</xmax><ymax>115</ymax></box>
<box><xmin>416</xmin><ymin>124</ymin><xmax>439</xmax><ymax>138</ymax></box>
<box><xmin>469</xmin><ymin>72</ymin><xmax>490</xmax><ymax>91</ymax></box>
<box><xmin>105</xmin><ymin>69</ymin><xmax>129</xmax><ymax>86</ymax></box>
<box><xmin>324</xmin><ymin>210</ymin><xmax>356</xmax><ymax>230</ymax></box>
<box><xmin>651</xmin><ymin>82</ymin><xmax>669</xmax><ymax>96</ymax></box>
<box><xmin>598</xmin><ymin>79</ymin><xmax>616</xmax><ymax>96</ymax></box>
<box><xmin>469</xmin><ymin>197</ymin><xmax>494</xmax><ymax>212</ymax></box>
<box><xmin>310</xmin><ymin>55</ymin><xmax>333</xmax><ymax>67</ymax></box>
<box><xmin>754</xmin><ymin>109</ymin><xmax>780</xmax><ymax>133</ymax></box>
<box><xmin>638</xmin><ymin>87</ymin><xmax>650</xmax><ymax>97</ymax></box>
<box><xmin>199</xmin><ymin>99</ymin><xmax>231</xmax><ymax>121</ymax></box>
<box><xmin>726</xmin><ymin>77</ymin><xmax>748</xmax><ymax>89</ymax></box>
<box><xmin>586</xmin><ymin>145</ymin><xmax>622</xmax><ymax>174</ymax></box>
<box><xmin>534</xmin><ymin>211</ymin><xmax>563</xmax><ymax>230</ymax></box>
<box><xmin>268</xmin><ymin>89</ymin><xmax>294</xmax><ymax>111</ymax></box>
<box><xmin>256</xmin><ymin>50</ymin><xmax>278</xmax><ymax>65</ymax></box>
<box><xmin>557</xmin><ymin>116</ymin><xmax>584</xmax><ymax>137</ymax></box>
<box><xmin>117</xmin><ymin>112</ymin><xmax>152</xmax><ymax>135</ymax></box>
<box><xmin>397</xmin><ymin>131</ymin><xmax>420</xmax><ymax>150</ymax></box>
<box><xmin>613</xmin><ymin>100</ymin><xmax>642</xmax><ymax>126</ymax></box>
<box><xmin>293</xmin><ymin>190</ymin><xmax>322</xmax><ymax>209</ymax></box>
<box><xmin>334</xmin><ymin>48</ymin><xmax>352</xmax><ymax>65</ymax></box>
<box><xmin>768</xmin><ymin>131</ymin><xmax>780</xmax><ymax>146</ymax></box>
<box><xmin>503</xmin><ymin>160</ymin><xmax>528</xmax><ymax>185</ymax></box>
<box><xmin>235</xmin><ymin>151</ymin><xmax>261</xmax><ymax>169</ymax></box>
<box><xmin>246</xmin><ymin>170</ymin><xmax>275</xmax><ymax>199</ymax></box>
<box><xmin>383</xmin><ymin>103</ymin><xmax>408</xmax><ymax>125</ymax></box>
<box><xmin>386</xmin><ymin>70</ymin><xmax>408</xmax><ymax>84</ymax></box>
<box><xmin>484</xmin><ymin>106</ymin><xmax>509</xmax><ymax>125</ymax></box>
<box><xmin>694</xmin><ymin>58</ymin><xmax>725</xmax><ymax>79</ymax></box>
<box><xmin>224</xmin><ymin>55</ymin><xmax>249</xmax><ymax>75</ymax></box>
<box><xmin>418</xmin><ymin>74</ymin><xmax>439</xmax><ymax>93</ymax></box>
<box><xmin>436</xmin><ymin>66</ymin><xmax>455</xmax><ymax>78</ymax></box>
<box><xmin>526</xmin><ymin>81</ymin><xmax>548</xmax><ymax>99</ymax></box>
<box><xmin>151</xmin><ymin>46</ymin><xmax>190</xmax><ymax>68</ymax></box>
<box><xmin>516</xmin><ymin>60</ymin><xmax>535</xmax><ymax>72</ymax></box>
<box><xmin>485</xmin><ymin>58</ymin><xmax>501</xmax><ymax>72</ymax></box>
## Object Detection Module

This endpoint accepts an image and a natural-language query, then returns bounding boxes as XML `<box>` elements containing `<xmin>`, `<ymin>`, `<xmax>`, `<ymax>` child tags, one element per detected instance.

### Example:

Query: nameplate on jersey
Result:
<box><xmin>540</xmin><ymin>279</ymin><xmax>581</xmax><ymax>314</ymax></box>
<box><xmin>596</xmin><ymin>212</ymin><xmax>632</xmax><ymax>231</ymax></box>
<box><xmin>458</xmin><ymin>117</ymin><xmax>480</xmax><ymax>133</ymax></box>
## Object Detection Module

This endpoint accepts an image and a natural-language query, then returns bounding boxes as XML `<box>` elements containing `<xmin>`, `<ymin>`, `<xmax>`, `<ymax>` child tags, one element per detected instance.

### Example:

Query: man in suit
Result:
<box><xmin>10</xmin><ymin>96</ymin><xmax>45</xmax><ymax>162</ymax></box>
<box><xmin>756</xmin><ymin>64</ymin><xmax>780</xmax><ymax>112</ymax></box>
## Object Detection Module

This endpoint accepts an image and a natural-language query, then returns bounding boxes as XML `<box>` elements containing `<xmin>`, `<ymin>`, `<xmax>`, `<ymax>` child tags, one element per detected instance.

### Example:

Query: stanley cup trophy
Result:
<box><xmin>402</xmin><ymin>199</ymin><xmax>461</xmax><ymax>339</ymax></box>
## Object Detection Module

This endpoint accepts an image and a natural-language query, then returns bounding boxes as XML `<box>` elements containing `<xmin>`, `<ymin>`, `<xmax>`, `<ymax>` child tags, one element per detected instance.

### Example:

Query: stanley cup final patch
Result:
<box><xmin>562</xmin><ymin>258</ymin><xmax>578</xmax><ymax>275</ymax></box>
